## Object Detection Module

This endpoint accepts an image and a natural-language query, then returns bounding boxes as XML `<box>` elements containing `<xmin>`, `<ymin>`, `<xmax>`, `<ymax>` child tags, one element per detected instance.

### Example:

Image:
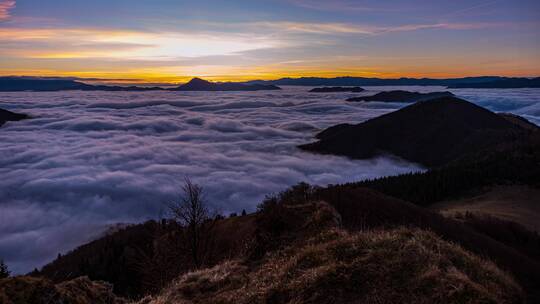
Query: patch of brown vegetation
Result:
<box><xmin>432</xmin><ymin>185</ymin><xmax>540</xmax><ymax>232</ymax></box>
<box><xmin>0</xmin><ymin>276</ymin><xmax>125</xmax><ymax>304</ymax></box>
<box><xmin>139</xmin><ymin>227</ymin><xmax>523</xmax><ymax>304</ymax></box>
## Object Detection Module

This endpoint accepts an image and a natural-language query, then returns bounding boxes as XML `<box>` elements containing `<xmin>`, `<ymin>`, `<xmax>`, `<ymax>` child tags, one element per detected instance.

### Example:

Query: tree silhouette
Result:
<box><xmin>168</xmin><ymin>178</ymin><xmax>216</xmax><ymax>268</ymax></box>
<box><xmin>0</xmin><ymin>259</ymin><xmax>10</xmax><ymax>279</ymax></box>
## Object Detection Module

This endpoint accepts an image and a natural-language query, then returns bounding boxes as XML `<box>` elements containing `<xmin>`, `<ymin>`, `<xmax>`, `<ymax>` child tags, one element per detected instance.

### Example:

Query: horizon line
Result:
<box><xmin>2</xmin><ymin>74</ymin><xmax>539</xmax><ymax>85</ymax></box>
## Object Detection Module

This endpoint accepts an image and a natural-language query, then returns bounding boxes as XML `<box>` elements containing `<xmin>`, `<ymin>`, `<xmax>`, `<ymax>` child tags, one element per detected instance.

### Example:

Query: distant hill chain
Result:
<box><xmin>246</xmin><ymin>76</ymin><xmax>540</xmax><ymax>88</ymax></box>
<box><xmin>0</xmin><ymin>77</ymin><xmax>281</xmax><ymax>92</ymax></box>
<box><xmin>448</xmin><ymin>77</ymin><xmax>540</xmax><ymax>88</ymax></box>
<box><xmin>0</xmin><ymin>77</ymin><xmax>164</xmax><ymax>92</ymax></box>
<box><xmin>0</xmin><ymin>76</ymin><xmax>539</xmax><ymax>91</ymax></box>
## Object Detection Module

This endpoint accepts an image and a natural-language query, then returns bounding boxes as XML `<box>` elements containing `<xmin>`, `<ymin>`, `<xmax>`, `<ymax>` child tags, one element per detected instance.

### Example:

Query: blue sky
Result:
<box><xmin>0</xmin><ymin>0</ymin><xmax>539</xmax><ymax>82</ymax></box>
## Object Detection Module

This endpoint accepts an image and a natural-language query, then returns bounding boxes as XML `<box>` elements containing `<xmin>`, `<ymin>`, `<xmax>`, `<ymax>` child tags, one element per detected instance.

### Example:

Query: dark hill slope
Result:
<box><xmin>172</xmin><ymin>77</ymin><xmax>281</xmax><ymax>91</ymax></box>
<box><xmin>346</xmin><ymin>90</ymin><xmax>453</xmax><ymax>102</ymax></box>
<box><xmin>36</xmin><ymin>215</ymin><xmax>257</xmax><ymax>297</ymax></box>
<box><xmin>348</xmin><ymin>126</ymin><xmax>540</xmax><ymax>206</ymax></box>
<box><xmin>35</xmin><ymin>185</ymin><xmax>540</xmax><ymax>301</ymax></box>
<box><xmin>449</xmin><ymin>77</ymin><xmax>540</xmax><ymax>88</ymax></box>
<box><xmin>37</xmin><ymin>221</ymin><xmax>166</xmax><ymax>297</ymax></box>
<box><xmin>276</xmin><ymin>185</ymin><xmax>540</xmax><ymax>302</ymax></box>
<box><xmin>300</xmin><ymin>97</ymin><xmax>531</xmax><ymax>167</ymax></box>
<box><xmin>0</xmin><ymin>108</ymin><xmax>29</xmax><ymax>127</ymax></box>
<box><xmin>499</xmin><ymin>113</ymin><xmax>540</xmax><ymax>131</ymax></box>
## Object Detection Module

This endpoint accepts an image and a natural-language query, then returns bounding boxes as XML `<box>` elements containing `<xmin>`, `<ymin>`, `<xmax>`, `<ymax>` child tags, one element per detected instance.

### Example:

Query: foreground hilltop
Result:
<box><xmin>7</xmin><ymin>191</ymin><xmax>531</xmax><ymax>303</ymax></box>
<box><xmin>140</xmin><ymin>227</ymin><xmax>522</xmax><ymax>304</ymax></box>
<box><xmin>300</xmin><ymin>96</ymin><xmax>537</xmax><ymax>167</ymax></box>
<box><xmin>25</xmin><ymin>178</ymin><xmax>540</xmax><ymax>302</ymax></box>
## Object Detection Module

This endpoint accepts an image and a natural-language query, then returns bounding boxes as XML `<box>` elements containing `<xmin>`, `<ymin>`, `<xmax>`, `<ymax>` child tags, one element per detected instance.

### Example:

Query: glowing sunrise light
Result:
<box><xmin>108</xmin><ymin>33</ymin><xmax>279</xmax><ymax>59</ymax></box>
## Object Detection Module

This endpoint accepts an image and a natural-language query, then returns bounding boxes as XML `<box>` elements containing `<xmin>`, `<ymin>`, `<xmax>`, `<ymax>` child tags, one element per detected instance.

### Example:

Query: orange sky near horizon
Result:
<box><xmin>1</xmin><ymin>68</ymin><xmax>538</xmax><ymax>84</ymax></box>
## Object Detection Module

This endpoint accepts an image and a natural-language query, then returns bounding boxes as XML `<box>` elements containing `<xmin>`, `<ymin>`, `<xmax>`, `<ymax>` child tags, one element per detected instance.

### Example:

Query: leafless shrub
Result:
<box><xmin>168</xmin><ymin>177</ymin><xmax>218</xmax><ymax>269</ymax></box>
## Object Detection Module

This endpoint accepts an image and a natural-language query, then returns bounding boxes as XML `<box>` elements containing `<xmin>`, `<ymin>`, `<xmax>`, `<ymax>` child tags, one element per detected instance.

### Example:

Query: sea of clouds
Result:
<box><xmin>1</xmin><ymin>86</ymin><xmax>539</xmax><ymax>273</ymax></box>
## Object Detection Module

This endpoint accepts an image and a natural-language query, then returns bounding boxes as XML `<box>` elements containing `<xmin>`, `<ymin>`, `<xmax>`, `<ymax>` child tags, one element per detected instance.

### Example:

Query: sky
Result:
<box><xmin>0</xmin><ymin>0</ymin><xmax>539</xmax><ymax>82</ymax></box>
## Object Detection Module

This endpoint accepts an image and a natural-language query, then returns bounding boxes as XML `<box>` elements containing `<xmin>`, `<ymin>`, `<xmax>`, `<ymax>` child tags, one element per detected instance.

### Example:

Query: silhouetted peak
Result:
<box><xmin>186</xmin><ymin>77</ymin><xmax>212</xmax><ymax>85</ymax></box>
<box><xmin>174</xmin><ymin>77</ymin><xmax>281</xmax><ymax>91</ymax></box>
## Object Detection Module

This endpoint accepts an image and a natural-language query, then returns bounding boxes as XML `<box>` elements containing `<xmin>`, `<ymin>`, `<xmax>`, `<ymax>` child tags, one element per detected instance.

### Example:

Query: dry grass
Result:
<box><xmin>0</xmin><ymin>275</ymin><xmax>126</xmax><ymax>304</ymax></box>
<box><xmin>139</xmin><ymin>227</ymin><xmax>523</xmax><ymax>304</ymax></box>
<box><xmin>432</xmin><ymin>185</ymin><xmax>540</xmax><ymax>232</ymax></box>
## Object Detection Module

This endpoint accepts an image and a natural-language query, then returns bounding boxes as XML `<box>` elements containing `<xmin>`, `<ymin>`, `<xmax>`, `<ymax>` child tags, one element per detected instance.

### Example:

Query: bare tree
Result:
<box><xmin>0</xmin><ymin>259</ymin><xmax>10</xmax><ymax>279</ymax></box>
<box><xmin>168</xmin><ymin>177</ymin><xmax>215</xmax><ymax>269</ymax></box>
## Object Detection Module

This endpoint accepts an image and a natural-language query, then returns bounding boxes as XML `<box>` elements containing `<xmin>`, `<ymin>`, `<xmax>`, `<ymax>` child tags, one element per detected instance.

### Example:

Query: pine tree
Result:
<box><xmin>0</xmin><ymin>259</ymin><xmax>10</xmax><ymax>279</ymax></box>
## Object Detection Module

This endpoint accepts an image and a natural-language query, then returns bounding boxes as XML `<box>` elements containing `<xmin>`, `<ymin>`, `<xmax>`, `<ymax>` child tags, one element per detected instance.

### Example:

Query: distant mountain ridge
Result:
<box><xmin>245</xmin><ymin>76</ymin><xmax>540</xmax><ymax>88</ymax></box>
<box><xmin>0</xmin><ymin>77</ymin><xmax>281</xmax><ymax>92</ymax></box>
<box><xmin>346</xmin><ymin>90</ymin><xmax>454</xmax><ymax>102</ymax></box>
<box><xmin>448</xmin><ymin>77</ymin><xmax>540</xmax><ymax>88</ymax></box>
<box><xmin>2</xmin><ymin>75</ymin><xmax>540</xmax><ymax>91</ymax></box>
<box><xmin>0</xmin><ymin>77</ymin><xmax>164</xmax><ymax>92</ymax></box>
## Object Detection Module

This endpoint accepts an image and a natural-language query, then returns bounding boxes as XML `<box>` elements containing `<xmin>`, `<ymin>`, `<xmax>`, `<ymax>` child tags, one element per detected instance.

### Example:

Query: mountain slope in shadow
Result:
<box><xmin>300</xmin><ymin>96</ymin><xmax>536</xmax><ymax>167</ymax></box>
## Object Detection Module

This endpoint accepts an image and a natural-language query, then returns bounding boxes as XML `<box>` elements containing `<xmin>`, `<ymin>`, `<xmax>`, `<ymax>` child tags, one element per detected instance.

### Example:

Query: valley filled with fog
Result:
<box><xmin>1</xmin><ymin>86</ymin><xmax>539</xmax><ymax>273</ymax></box>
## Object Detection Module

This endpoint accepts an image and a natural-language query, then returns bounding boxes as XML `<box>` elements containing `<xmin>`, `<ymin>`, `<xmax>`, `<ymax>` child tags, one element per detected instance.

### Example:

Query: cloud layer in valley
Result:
<box><xmin>1</xmin><ymin>86</ymin><xmax>539</xmax><ymax>274</ymax></box>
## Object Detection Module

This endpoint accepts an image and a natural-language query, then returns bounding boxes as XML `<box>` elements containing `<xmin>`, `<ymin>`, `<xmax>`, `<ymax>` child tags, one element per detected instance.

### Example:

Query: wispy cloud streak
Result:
<box><xmin>0</xmin><ymin>0</ymin><xmax>15</xmax><ymax>20</ymax></box>
<box><xmin>251</xmin><ymin>20</ymin><xmax>512</xmax><ymax>35</ymax></box>
<box><xmin>289</xmin><ymin>0</ymin><xmax>391</xmax><ymax>12</ymax></box>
